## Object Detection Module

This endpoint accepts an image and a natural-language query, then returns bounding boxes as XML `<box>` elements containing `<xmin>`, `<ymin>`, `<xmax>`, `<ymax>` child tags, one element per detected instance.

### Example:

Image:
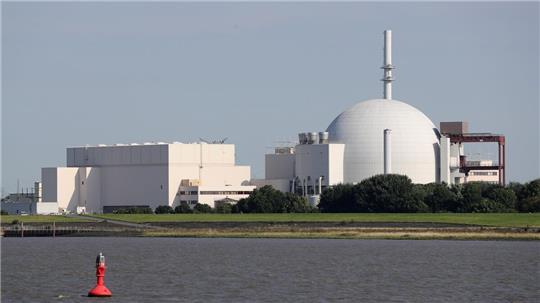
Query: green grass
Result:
<box><xmin>89</xmin><ymin>213</ymin><xmax>540</xmax><ymax>228</ymax></box>
<box><xmin>0</xmin><ymin>215</ymin><xmax>92</xmax><ymax>223</ymax></box>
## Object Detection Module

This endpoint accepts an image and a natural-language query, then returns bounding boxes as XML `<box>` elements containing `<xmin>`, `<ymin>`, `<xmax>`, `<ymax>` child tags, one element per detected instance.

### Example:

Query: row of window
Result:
<box><xmin>178</xmin><ymin>191</ymin><xmax>199</xmax><ymax>195</ymax></box>
<box><xmin>200</xmin><ymin>191</ymin><xmax>252</xmax><ymax>195</ymax></box>
<box><xmin>178</xmin><ymin>191</ymin><xmax>252</xmax><ymax>196</ymax></box>
<box><xmin>470</xmin><ymin>171</ymin><xmax>498</xmax><ymax>176</ymax></box>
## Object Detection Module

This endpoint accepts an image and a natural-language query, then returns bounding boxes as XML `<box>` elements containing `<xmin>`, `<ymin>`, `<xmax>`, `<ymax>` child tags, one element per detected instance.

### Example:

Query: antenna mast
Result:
<box><xmin>382</xmin><ymin>30</ymin><xmax>394</xmax><ymax>100</ymax></box>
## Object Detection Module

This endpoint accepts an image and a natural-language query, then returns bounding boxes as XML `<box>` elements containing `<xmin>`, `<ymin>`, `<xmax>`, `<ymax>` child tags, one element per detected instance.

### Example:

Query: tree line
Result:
<box><xmin>318</xmin><ymin>174</ymin><xmax>540</xmax><ymax>213</ymax></box>
<box><xmin>130</xmin><ymin>175</ymin><xmax>539</xmax><ymax>214</ymax></box>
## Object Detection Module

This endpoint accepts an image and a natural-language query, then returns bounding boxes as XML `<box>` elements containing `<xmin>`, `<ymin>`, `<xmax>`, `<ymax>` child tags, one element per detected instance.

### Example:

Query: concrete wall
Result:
<box><xmin>99</xmin><ymin>165</ymin><xmax>168</xmax><ymax>209</ymax></box>
<box><xmin>295</xmin><ymin>143</ymin><xmax>344</xmax><ymax>186</ymax></box>
<box><xmin>168</xmin><ymin>143</ymin><xmax>235</xmax><ymax>165</ymax></box>
<box><xmin>327</xmin><ymin>144</ymin><xmax>345</xmax><ymax>185</ymax></box>
<box><xmin>42</xmin><ymin>167</ymin><xmax>80</xmax><ymax>212</ymax></box>
<box><xmin>57</xmin><ymin>167</ymin><xmax>80</xmax><ymax>213</ymax></box>
<box><xmin>68</xmin><ymin>144</ymin><xmax>168</xmax><ymax>167</ymax></box>
<box><xmin>35</xmin><ymin>202</ymin><xmax>59</xmax><ymax>214</ymax></box>
<box><xmin>265</xmin><ymin>154</ymin><xmax>295</xmax><ymax>180</ymax></box>
<box><xmin>42</xmin><ymin>168</ymin><xmax>58</xmax><ymax>202</ymax></box>
<box><xmin>78</xmin><ymin>167</ymin><xmax>101</xmax><ymax>213</ymax></box>
<box><xmin>200</xmin><ymin>166</ymin><xmax>251</xmax><ymax>186</ymax></box>
<box><xmin>440</xmin><ymin>136</ymin><xmax>451</xmax><ymax>184</ymax></box>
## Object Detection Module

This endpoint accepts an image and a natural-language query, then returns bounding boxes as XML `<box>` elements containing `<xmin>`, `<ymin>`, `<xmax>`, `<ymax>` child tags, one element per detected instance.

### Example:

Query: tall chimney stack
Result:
<box><xmin>382</xmin><ymin>30</ymin><xmax>394</xmax><ymax>100</ymax></box>
<box><xmin>384</xmin><ymin>129</ymin><xmax>392</xmax><ymax>174</ymax></box>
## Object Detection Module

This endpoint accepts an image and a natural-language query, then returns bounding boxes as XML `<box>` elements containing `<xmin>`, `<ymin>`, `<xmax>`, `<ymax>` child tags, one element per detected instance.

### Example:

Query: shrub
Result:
<box><xmin>0</xmin><ymin>210</ymin><xmax>8</xmax><ymax>215</ymax></box>
<box><xmin>113</xmin><ymin>207</ymin><xmax>153</xmax><ymax>214</ymax></box>
<box><xmin>234</xmin><ymin>185</ymin><xmax>313</xmax><ymax>213</ymax></box>
<box><xmin>484</xmin><ymin>187</ymin><xmax>517</xmax><ymax>211</ymax></box>
<box><xmin>517</xmin><ymin>196</ymin><xmax>540</xmax><ymax>212</ymax></box>
<box><xmin>154</xmin><ymin>205</ymin><xmax>174</xmax><ymax>214</ymax></box>
<box><xmin>193</xmin><ymin>203</ymin><xmax>213</xmax><ymax>213</ymax></box>
<box><xmin>318</xmin><ymin>184</ymin><xmax>358</xmax><ymax>213</ymax></box>
<box><xmin>458</xmin><ymin>182</ymin><xmax>484</xmax><ymax>212</ymax></box>
<box><xmin>284</xmin><ymin>193</ymin><xmax>312</xmax><ymax>213</ymax></box>
<box><xmin>215</xmin><ymin>203</ymin><xmax>233</xmax><ymax>214</ymax></box>
<box><xmin>174</xmin><ymin>201</ymin><xmax>193</xmax><ymax>214</ymax></box>
<box><xmin>510</xmin><ymin>179</ymin><xmax>540</xmax><ymax>212</ymax></box>
<box><xmin>424</xmin><ymin>182</ymin><xmax>459</xmax><ymax>212</ymax></box>
<box><xmin>469</xmin><ymin>198</ymin><xmax>508</xmax><ymax>213</ymax></box>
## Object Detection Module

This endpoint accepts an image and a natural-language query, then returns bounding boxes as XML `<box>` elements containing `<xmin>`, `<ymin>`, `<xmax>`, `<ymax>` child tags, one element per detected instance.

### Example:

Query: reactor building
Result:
<box><xmin>253</xmin><ymin>30</ymin><xmax>506</xmax><ymax>199</ymax></box>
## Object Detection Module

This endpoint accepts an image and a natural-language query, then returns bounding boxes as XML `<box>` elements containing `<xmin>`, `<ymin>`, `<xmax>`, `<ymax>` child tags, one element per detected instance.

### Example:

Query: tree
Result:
<box><xmin>508</xmin><ymin>182</ymin><xmax>527</xmax><ymax>202</ymax></box>
<box><xmin>468</xmin><ymin>198</ymin><xmax>507</xmax><ymax>213</ymax></box>
<box><xmin>249</xmin><ymin>186</ymin><xmax>284</xmax><ymax>213</ymax></box>
<box><xmin>174</xmin><ymin>201</ymin><xmax>193</xmax><ymax>214</ymax></box>
<box><xmin>356</xmin><ymin>174</ymin><xmax>428</xmax><ymax>212</ymax></box>
<box><xmin>458</xmin><ymin>182</ymin><xmax>484</xmax><ymax>212</ymax></box>
<box><xmin>318</xmin><ymin>184</ymin><xmax>359</xmax><ymax>213</ymax></box>
<box><xmin>525</xmin><ymin>179</ymin><xmax>540</xmax><ymax>197</ymax></box>
<box><xmin>484</xmin><ymin>187</ymin><xmax>517</xmax><ymax>211</ymax></box>
<box><xmin>509</xmin><ymin>179</ymin><xmax>539</xmax><ymax>212</ymax></box>
<box><xmin>232</xmin><ymin>185</ymin><xmax>312</xmax><ymax>213</ymax></box>
<box><xmin>283</xmin><ymin>193</ymin><xmax>312</xmax><ymax>213</ymax></box>
<box><xmin>319</xmin><ymin>175</ymin><xmax>428</xmax><ymax>213</ymax></box>
<box><xmin>424</xmin><ymin>182</ymin><xmax>459</xmax><ymax>212</ymax></box>
<box><xmin>154</xmin><ymin>205</ymin><xmax>174</xmax><ymax>214</ymax></box>
<box><xmin>517</xmin><ymin>196</ymin><xmax>540</xmax><ymax>212</ymax></box>
<box><xmin>232</xmin><ymin>198</ymin><xmax>248</xmax><ymax>213</ymax></box>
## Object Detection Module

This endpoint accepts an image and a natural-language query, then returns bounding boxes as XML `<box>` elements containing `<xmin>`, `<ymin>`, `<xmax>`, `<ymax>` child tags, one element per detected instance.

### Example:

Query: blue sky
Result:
<box><xmin>2</xmin><ymin>2</ymin><xmax>539</xmax><ymax>194</ymax></box>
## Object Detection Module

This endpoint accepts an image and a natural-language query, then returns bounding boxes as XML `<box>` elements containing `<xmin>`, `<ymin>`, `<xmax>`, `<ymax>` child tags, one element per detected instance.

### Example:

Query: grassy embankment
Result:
<box><xmin>142</xmin><ymin>229</ymin><xmax>540</xmax><ymax>240</ymax></box>
<box><xmin>90</xmin><ymin>213</ymin><xmax>540</xmax><ymax>228</ymax></box>
<box><xmin>89</xmin><ymin>213</ymin><xmax>540</xmax><ymax>240</ymax></box>
<box><xmin>3</xmin><ymin>214</ymin><xmax>539</xmax><ymax>240</ymax></box>
<box><xmin>0</xmin><ymin>215</ymin><xmax>91</xmax><ymax>223</ymax></box>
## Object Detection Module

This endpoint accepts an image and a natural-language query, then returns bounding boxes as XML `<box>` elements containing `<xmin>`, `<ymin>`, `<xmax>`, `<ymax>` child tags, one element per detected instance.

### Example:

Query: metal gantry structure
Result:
<box><xmin>447</xmin><ymin>133</ymin><xmax>506</xmax><ymax>185</ymax></box>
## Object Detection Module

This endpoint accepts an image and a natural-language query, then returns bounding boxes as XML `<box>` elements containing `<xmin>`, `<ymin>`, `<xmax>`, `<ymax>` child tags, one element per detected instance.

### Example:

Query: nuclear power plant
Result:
<box><xmin>253</xmin><ymin>30</ymin><xmax>505</xmax><ymax>203</ymax></box>
<box><xmin>4</xmin><ymin>30</ymin><xmax>505</xmax><ymax>214</ymax></box>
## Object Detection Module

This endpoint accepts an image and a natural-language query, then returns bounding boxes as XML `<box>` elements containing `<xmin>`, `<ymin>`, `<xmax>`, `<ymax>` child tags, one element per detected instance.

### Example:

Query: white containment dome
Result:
<box><xmin>327</xmin><ymin>99</ymin><xmax>440</xmax><ymax>184</ymax></box>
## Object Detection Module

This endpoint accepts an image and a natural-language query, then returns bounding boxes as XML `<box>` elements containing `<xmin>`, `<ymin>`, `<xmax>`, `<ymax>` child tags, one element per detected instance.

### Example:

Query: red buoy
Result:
<box><xmin>88</xmin><ymin>252</ymin><xmax>112</xmax><ymax>297</ymax></box>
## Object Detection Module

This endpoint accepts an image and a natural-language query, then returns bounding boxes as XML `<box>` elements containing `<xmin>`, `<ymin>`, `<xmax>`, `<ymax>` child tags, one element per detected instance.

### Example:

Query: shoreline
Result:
<box><xmin>2</xmin><ymin>221</ymin><xmax>539</xmax><ymax>240</ymax></box>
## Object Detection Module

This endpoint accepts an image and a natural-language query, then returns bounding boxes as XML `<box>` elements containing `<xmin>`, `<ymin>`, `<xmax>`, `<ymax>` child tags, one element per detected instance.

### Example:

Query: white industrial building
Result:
<box><xmin>255</xmin><ymin>30</ymin><xmax>505</xmax><ymax>196</ymax></box>
<box><xmin>40</xmin><ymin>142</ymin><xmax>254</xmax><ymax>213</ymax></box>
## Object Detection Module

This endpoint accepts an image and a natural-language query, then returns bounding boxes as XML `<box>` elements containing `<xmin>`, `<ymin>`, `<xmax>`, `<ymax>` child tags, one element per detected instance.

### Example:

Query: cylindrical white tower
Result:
<box><xmin>382</xmin><ymin>30</ymin><xmax>394</xmax><ymax>100</ymax></box>
<box><xmin>384</xmin><ymin>129</ymin><xmax>392</xmax><ymax>174</ymax></box>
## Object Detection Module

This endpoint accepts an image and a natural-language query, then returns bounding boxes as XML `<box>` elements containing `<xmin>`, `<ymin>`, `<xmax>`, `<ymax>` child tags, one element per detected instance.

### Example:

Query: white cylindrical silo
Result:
<box><xmin>384</xmin><ymin>129</ymin><xmax>392</xmax><ymax>174</ymax></box>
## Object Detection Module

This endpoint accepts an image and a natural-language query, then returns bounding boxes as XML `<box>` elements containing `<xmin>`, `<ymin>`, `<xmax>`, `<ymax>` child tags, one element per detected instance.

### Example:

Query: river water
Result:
<box><xmin>1</xmin><ymin>238</ymin><xmax>538</xmax><ymax>302</ymax></box>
